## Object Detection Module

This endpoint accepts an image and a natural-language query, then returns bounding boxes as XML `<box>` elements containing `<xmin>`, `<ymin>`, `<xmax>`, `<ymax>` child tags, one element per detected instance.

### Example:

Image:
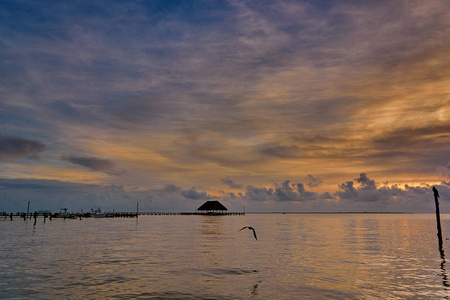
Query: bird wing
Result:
<box><xmin>251</xmin><ymin>229</ymin><xmax>258</xmax><ymax>240</ymax></box>
<box><xmin>239</xmin><ymin>226</ymin><xmax>249</xmax><ymax>231</ymax></box>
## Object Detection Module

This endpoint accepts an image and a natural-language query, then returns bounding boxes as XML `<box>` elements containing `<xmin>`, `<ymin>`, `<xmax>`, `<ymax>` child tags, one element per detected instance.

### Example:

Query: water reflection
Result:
<box><xmin>439</xmin><ymin>248</ymin><xmax>450</xmax><ymax>288</ymax></box>
<box><xmin>2</xmin><ymin>214</ymin><xmax>450</xmax><ymax>299</ymax></box>
<box><xmin>250</xmin><ymin>282</ymin><xmax>259</xmax><ymax>296</ymax></box>
<box><xmin>200</xmin><ymin>215</ymin><xmax>224</xmax><ymax>236</ymax></box>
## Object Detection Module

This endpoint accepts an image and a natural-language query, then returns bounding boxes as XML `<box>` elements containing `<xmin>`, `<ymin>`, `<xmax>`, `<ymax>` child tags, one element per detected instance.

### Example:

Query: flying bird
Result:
<box><xmin>239</xmin><ymin>226</ymin><xmax>257</xmax><ymax>240</ymax></box>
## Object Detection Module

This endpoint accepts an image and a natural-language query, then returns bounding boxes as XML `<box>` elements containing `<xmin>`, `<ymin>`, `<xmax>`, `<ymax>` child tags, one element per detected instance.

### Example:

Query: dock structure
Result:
<box><xmin>196</xmin><ymin>200</ymin><xmax>232</xmax><ymax>215</ymax></box>
<box><xmin>1</xmin><ymin>211</ymin><xmax>139</xmax><ymax>220</ymax></box>
<box><xmin>1</xmin><ymin>210</ymin><xmax>244</xmax><ymax>220</ymax></box>
<box><xmin>2</xmin><ymin>200</ymin><xmax>246</xmax><ymax>220</ymax></box>
<box><xmin>140</xmin><ymin>211</ymin><xmax>245</xmax><ymax>216</ymax></box>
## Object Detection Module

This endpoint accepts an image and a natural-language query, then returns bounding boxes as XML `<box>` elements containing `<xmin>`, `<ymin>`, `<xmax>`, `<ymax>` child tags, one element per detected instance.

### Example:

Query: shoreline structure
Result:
<box><xmin>1</xmin><ymin>210</ymin><xmax>412</xmax><ymax>221</ymax></box>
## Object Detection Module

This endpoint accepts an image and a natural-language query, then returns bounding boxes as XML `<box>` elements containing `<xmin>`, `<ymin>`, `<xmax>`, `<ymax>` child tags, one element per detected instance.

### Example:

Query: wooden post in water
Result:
<box><xmin>136</xmin><ymin>201</ymin><xmax>139</xmax><ymax>218</ymax></box>
<box><xmin>433</xmin><ymin>186</ymin><xmax>443</xmax><ymax>250</ymax></box>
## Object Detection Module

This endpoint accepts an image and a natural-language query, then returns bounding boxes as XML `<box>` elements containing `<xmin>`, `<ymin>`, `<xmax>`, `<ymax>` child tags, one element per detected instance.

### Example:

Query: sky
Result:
<box><xmin>1</xmin><ymin>0</ymin><xmax>449</xmax><ymax>213</ymax></box>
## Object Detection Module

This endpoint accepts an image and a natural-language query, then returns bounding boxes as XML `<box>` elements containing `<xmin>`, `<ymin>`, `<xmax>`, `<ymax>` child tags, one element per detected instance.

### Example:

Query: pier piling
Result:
<box><xmin>433</xmin><ymin>186</ymin><xmax>443</xmax><ymax>250</ymax></box>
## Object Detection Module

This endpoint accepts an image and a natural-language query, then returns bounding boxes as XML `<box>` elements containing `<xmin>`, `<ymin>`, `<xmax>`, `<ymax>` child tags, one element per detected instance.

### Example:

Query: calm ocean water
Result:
<box><xmin>1</xmin><ymin>213</ymin><xmax>450</xmax><ymax>299</ymax></box>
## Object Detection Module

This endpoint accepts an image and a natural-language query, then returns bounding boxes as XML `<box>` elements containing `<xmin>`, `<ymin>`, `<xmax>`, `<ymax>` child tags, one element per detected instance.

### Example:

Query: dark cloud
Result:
<box><xmin>274</xmin><ymin>180</ymin><xmax>302</xmax><ymax>202</ymax></box>
<box><xmin>333</xmin><ymin>173</ymin><xmax>433</xmax><ymax>204</ymax></box>
<box><xmin>245</xmin><ymin>185</ymin><xmax>274</xmax><ymax>202</ymax></box>
<box><xmin>305</xmin><ymin>174</ymin><xmax>322</xmax><ymax>187</ymax></box>
<box><xmin>334</xmin><ymin>174</ymin><xmax>387</xmax><ymax>203</ymax></box>
<box><xmin>181</xmin><ymin>187</ymin><xmax>214</xmax><ymax>200</ymax></box>
<box><xmin>369</xmin><ymin>125</ymin><xmax>450</xmax><ymax>167</ymax></box>
<box><xmin>354</xmin><ymin>173</ymin><xmax>376</xmax><ymax>190</ymax></box>
<box><xmin>222</xmin><ymin>177</ymin><xmax>242</xmax><ymax>189</ymax></box>
<box><xmin>162</xmin><ymin>183</ymin><xmax>182</xmax><ymax>193</ymax></box>
<box><xmin>0</xmin><ymin>133</ymin><xmax>45</xmax><ymax>160</ymax></box>
<box><xmin>404</xmin><ymin>184</ymin><xmax>430</xmax><ymax>195</ymax></box>
<box><xmin>372</xmin><ymin>125</ymin><xmax>450</xmax><ymax>150</ymax></box>
<box><xmin>0</xmin><ymin>178</ymin><xmax>137</xmax><ymax>212</ymax></box>
<box><xmin>228</xmin><ymin>192</ymin><xmax>237</xmax><ymax>199</ymax></box>
<box><xmin>1</xmin><ymin>175</ymin><xmax>449</xmax><ymax>213</ymax></box>
<box><xmin>296</xmin><ymin>183</ymin><xmax>322</xmax><ymax>200</ymax></box>
<box><xmin>320</xmin><ymin>192</ymin><xmax>333</xmax><ymax>200</ymax></box>
<box><xmin>258</xmin><ymin>143</ymin><xmax>302</xmax><ymax>158</ymax></box>
<box><xmin>62</xmin><ymin>155</ymin><xmax>116</xmax><ymax>173</ymax></box>
<box><xmin>0</xmin><ymin>178</ymin><xmax>94</xmax><ymax>191</ymax></box>
<box><xmin>251</xmin><ymin>132</ymin><xmax>372</xmax><ymax>163</ymax></box>
<box><xmin>336</xmin><ymin>181</ymin><xmax>358</xmax><ymax>200</ymax></box>
<box><xmin>245</xmin><ymin>180</ymin><xmax>322</xmax><ymax>202</ymax></box>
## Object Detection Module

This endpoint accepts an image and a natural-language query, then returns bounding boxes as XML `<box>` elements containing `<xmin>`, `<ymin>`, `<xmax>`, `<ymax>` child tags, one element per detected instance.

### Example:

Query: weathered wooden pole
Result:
<box><xmin>433</xmin><ymin>186</ymin><xmax>443</xmax><ymax>250</ymax></box>
<box><xmin>136</xmin><ymin>201</ymin><xmax>139</xmax><ymax>218</ymax></box>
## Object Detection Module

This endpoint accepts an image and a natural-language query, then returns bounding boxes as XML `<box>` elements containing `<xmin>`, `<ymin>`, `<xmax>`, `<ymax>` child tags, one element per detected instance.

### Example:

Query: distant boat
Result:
<box><xmin>90</xmin><ymin>208</ymin><xmax>113</xmax><ymax>218</ymax></box>
<box><xmin>90</xmin><ymin>208</ymin><xmax>106</xmax><ymax>218</ymax></box>
<box><xmin>53</xmin><ymin>208</ymin><xmax>76</xmax><ymax>219</ymax></box>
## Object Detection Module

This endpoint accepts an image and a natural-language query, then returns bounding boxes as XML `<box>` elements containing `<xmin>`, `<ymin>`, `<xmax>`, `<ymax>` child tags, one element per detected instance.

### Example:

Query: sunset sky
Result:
<box><xmin>1</xmin><ymin>0</ymin><xmax>449</xmax><ymax>213</ymax></box>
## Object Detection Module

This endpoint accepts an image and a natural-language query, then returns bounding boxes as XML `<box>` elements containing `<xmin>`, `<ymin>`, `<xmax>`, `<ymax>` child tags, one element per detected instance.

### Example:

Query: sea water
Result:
<box><xmin>1</xmin><ymin>213</ymin><xmax>450</xmax><ymax>299</ymax></box>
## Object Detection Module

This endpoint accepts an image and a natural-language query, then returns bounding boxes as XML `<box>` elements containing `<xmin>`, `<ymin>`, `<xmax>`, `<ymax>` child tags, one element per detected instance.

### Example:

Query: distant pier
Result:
<box><xmin>140</xmin><ymin>212</ymin><xmax>245</xmax><ymax>216</ymax></box>
<box><xmin>1</xmin><ymin>211</ymin><xmax>245</xmax><ymax>221</ymax></box>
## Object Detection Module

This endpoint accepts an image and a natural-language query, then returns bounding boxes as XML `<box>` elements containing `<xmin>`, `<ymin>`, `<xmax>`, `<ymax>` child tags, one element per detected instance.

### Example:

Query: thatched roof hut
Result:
<box><xmin>197</xmin><ymin>200</ymin><xmax>228</xmax><ymax>212</ymax></box>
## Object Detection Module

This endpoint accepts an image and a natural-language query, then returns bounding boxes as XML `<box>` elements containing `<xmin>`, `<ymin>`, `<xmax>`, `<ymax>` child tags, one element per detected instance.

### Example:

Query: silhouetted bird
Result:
<box><xmin>239</xmin><ymin>226</ymin><xmax>257</xmax><ymax>240</ymax></box>
<box><xmin>433</xmin><ymin>186</ymin><xmax>440</xmax><ymax>198</ymax></box>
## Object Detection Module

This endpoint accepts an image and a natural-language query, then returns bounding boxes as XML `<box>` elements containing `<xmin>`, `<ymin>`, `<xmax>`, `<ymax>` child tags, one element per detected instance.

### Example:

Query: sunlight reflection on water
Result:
<box><xmin>1</xmin><ymin>214</ymin><xmax>450</xmax><ymax>299</ymax></box>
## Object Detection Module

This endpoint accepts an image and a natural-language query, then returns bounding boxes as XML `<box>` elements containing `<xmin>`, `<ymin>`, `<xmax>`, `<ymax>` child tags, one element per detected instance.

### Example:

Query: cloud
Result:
<box><xmin>62</xmin><ymin>155</ymin><xmax>121</xmax><ymax>175</ymax></box>
<box><xmin>438</xmin><ymin>162</ymin><xmax>450</xmax><ymax>186</ymax></box>
<box><xmin>334</xmin><ymin>173</ymin><xmax>387</xmax><ymax>203</ymax></box>
<box><xmin>0</xmin><ymin>178</ymin><xmax>136</xmax><ymax>212</ymax></box>
<box><xmin>336</xmin><ymin>181</ymin><xmax>358</xmax><ymax>200</ymax></box>
<box><xmin>305</xmin><ymin>174</ymin><xmax>322</xmax><ymax>187</ymax></box>
<box><xmin>181</xmin><ymin>187</ymin><xmax>215</xmax><ymax>200</ymax></box>
<box><xmin>1</xmin><ymin>173</ymin><xmax>449</xmax><ymax>213</ymax></box>
<box><xmin>274</xmin><ymin>180</ymin><xmax>301</xmax><ymax>202</ymax></box>
<box><xmin>333</xmin><ymin>173</ymin><xmax>436</xmax><ymax>207</ymax></box>
<box><xmin>296</xmin><ymin>182</ymin><xmax>325</xmax><ymax>200</ymax></box>
<box><xmin>369</xmin><ymin>125</ymin><xmax>450</xmax><ymax>165</ymax></box>
<box><xmin>354</xmin><ymin>173</ymin><xmax>377</xmax><ymax>190</ymax></box>
<box><xmin>245</xmin><ymin>185</ymin><xmax>274</xmax><ymax>202</ymax></box>
<box><xmin>162</xmin><ymin>183</ymin><xmax>182</xmax><ymax>193</ymax></box>
<box><xmin>241</xmin><ymin>173</ymin><xmax>445</xmax><ymax>211</ymax></box>
<box><xmin>245</xmin><ymin>180</ymin><xmax>325</xmax><ymax>203</ymax></box>
<box><xmin>258</xmin><ymin>143</ymin><xmax>302</xmax><ymax>159</ymax></box>
<box><xmin>0</xmin><ymin>178</ymin><xmax>216</xmax><ymax>212</ymax></box>
<box><xmin>0</xmin><ymin>133</ymin><xmax>45</xmax><ymax>160</ymax></box>
<box><xmin>222</xmin><ymin>177</ymin><xmax>242</xmax><ymax>189</ymax></box>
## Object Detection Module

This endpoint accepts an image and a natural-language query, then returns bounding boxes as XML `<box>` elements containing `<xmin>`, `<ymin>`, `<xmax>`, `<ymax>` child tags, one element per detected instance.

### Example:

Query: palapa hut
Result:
<box><xmin>197</xmin><ymin>200</ymin><xmax>228</xmax><ymax>215</ymax></box>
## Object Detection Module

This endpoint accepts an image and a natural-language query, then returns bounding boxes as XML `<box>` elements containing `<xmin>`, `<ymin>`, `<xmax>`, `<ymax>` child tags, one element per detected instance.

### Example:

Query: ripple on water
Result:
<box><xmin>112</xmin><ymin>291</ymin><xmax>243</xmax><ymax>300</ymax></box>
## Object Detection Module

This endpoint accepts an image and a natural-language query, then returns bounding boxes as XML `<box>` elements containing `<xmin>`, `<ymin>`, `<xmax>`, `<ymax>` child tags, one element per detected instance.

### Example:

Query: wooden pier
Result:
<box><xmin>1</xmin><ymin>211</ymin><xmax>245</xmax><ymax>221</ymax></box>
<box><xmin>139</xmin><ymin>212</ymin><xmax>245</xmax><ymax>216</ymax></box>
